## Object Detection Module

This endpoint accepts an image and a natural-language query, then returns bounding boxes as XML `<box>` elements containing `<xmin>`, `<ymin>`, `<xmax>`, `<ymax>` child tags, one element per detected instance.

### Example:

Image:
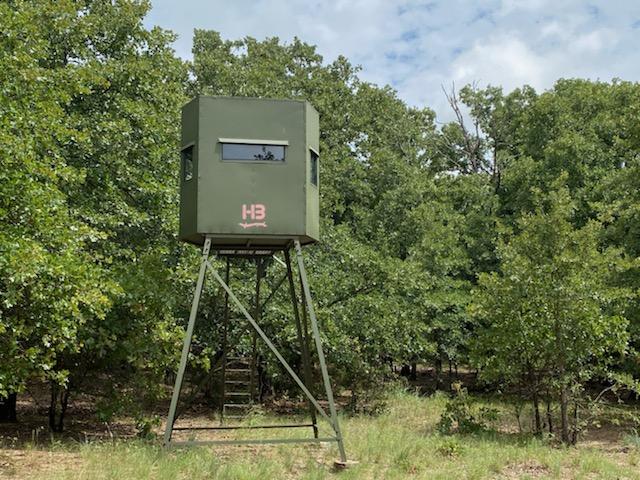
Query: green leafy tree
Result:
<box><xmin>471</xmin><ymin>182</ymin><xmax>630</xmax><ymax>443</ymax></box>
<box><xmin>0</xmin><ymin>0</ymin><xmax>117</xmax><ymax>423</ymax></box>
<box><xmin>449</xmin><ymin>80</ymin><xmax>640</xmax><ymax>395</ymax></box>
<box><xmin>0</xmin><ymin>0</ymin><xmax>189</xmax><ymax>429</ymax></box>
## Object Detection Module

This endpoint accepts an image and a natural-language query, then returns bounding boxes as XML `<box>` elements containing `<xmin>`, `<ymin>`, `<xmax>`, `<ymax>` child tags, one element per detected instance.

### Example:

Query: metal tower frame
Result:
<box><xmin>163</xmin><ymin>237</ymin><xmax>346</xmax><ymax>462</ymax></box>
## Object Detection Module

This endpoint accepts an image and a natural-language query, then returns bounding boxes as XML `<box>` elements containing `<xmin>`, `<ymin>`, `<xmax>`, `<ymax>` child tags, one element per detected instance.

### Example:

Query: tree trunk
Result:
<box><xmin>528</xmin><ymin>366</ymin><xmax>541</xmax><ymax>435</ymax></box>
<box><xmin>435</xmin><ymin>357</ymin><xmax>442</xmax><ymax>376</ymax></box>
<box><xmin>560</xmin><ymin>386</ymin><xmax>570</xmax><ymax>444</ymax></box>
<box><xmin>349</xmin><ymin>384</ymin><xmax>358</xmax><ymax>412</ymax></box>
<box><xmin>410</xmin><ymin>362</ymin><xmax>417</xmax><ymax>381</ymax></box>
<box><xmin>571</xmin><ymin>400</ymin><xmax>579</xmax><ymax>445</ymax></box>
<box><xmin>546</xmin><ymin>396</ymin><xmax>553</xmax><ymax>434</ymax></box>
<box><xmin>532</xmin><ymin>389</ymin><xmax>542</xmax><ymax>435</ymax></box>
<box><xmin>514</xmin><ymin>402</ymin><xmax>523</xmax><ymax>433</ymax></box>
<box><xmin>0</xmin><ymin>393</ymin><xmax>17</xmax><ymax>422</ymax></box>
<box><xmin>49</xmin><ymin>382</ymin><xmax>70</xmax><ymax>433</ymax></box>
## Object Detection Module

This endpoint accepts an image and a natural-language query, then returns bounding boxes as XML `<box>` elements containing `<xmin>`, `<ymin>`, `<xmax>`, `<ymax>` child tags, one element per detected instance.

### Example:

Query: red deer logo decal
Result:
<box><xmin>239</xmin><ymin>204</ymin><xmax>267</xmax><ymax>229</ymax></box>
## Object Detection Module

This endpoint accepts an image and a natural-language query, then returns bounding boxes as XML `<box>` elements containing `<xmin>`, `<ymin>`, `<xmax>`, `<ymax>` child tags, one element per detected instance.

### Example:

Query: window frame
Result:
<box><xmin>219</xmin><ymin>138</ymin><xmax>288</xmax><ymax>164</ymax></box>
<box><xmin>181</xmin><ymin>144</ymin><xmax>194</xmax><ymax>182</ymax></box>
<box><xmin>310</xmin><ymin>148</ymin><xmax>319</xmax><ymax>187</ymax></box>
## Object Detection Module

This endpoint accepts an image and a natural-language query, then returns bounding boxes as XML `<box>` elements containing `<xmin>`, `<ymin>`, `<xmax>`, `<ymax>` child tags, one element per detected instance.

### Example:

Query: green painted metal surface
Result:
<box><xmin>179</xmin><ymin>96</ymin><xmax>320</xmax><ymax>247</ymax></box>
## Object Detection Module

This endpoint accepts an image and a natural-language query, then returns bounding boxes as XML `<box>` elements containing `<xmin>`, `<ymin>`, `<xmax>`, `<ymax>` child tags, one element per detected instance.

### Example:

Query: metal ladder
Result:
<box><xmin>221</xmin><ymin>354</ymin><xmax>256</xmax><ymax>422</ymax></box>
<box><xmin>219</xmin><ymin>257</ymin><xmax>262</xmax><ymax>424</ymax></box>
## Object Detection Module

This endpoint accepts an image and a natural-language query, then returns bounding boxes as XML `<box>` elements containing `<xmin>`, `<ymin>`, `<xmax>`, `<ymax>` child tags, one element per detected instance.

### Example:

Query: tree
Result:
<box><xmin>437</xmin><ymin>83</ymin><xmax>536</xmax><ymax>186</ymax></box>
<box><xmin>471</xmin><ymin>181</ymin><xmax>629</xmax><ymax>443</ymax></box>
<box><xmin>0</xmin><ymin>0</ymin><xmax>115</xmax><ymax>424</ymax></box>
<box><xmin>0</xmin><ymin>0</ymin><xmax>190</xmax><ymax>430</ymax></box>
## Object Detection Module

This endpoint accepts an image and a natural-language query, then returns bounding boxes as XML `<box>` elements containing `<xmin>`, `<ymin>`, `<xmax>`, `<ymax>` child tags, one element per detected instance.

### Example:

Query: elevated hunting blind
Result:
<box><xmin>179</xmin><ymin>96</ymin><xmax>320</xmax><ymax>248</ymax></box>
<box><xmin>165</xmin><ymin>96</ymin><xmax>348</xmax><ymax>466</ymax></box>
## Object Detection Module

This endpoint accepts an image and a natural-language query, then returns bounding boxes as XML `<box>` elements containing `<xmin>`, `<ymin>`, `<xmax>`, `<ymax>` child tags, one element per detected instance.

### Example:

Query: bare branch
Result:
<box><xmin>441</xmin><ymin>82</ymin><xmax>486</xmax><ymax>174</ymax></box>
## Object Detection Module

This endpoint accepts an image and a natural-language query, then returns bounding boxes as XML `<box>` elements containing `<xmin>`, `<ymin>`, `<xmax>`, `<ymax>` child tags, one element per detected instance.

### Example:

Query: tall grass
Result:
<box><xmin>29</xmin><ymin>390</ymin><xmax>640</xmax><ymax>479</ymax></box>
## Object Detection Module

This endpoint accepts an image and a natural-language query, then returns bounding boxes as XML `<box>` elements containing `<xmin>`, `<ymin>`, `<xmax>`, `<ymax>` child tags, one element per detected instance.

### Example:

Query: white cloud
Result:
<box><xmin>571</xmin><ymin>29</ymin><xmax>619</xmax><ymax>53</ymax></box>
<box><xmin>144</xmin><ymin>0</ymin><xmax>640</xmax><ymax>122</ymax></box>
<box><xmin>452</xmin><ymin>35</ymin><xmax>545</xmax><ymax>89</ymax></box>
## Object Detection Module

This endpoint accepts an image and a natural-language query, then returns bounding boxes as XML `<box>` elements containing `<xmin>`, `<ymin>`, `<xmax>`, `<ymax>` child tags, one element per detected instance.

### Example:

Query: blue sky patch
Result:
<box><xmin>400</xmin><ymin>29</ymin><xmax>420</xmax><ymax>42</ymax></box>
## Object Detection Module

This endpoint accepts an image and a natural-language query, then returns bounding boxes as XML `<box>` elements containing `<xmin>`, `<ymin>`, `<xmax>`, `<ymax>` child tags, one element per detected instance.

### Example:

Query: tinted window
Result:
<box><xmin>182</xmin><ymin>145</ymin><xmax>194</xmax><ymax>181</ymax></box>
<box><xmin>222</xmin><ymin>143</ymin><xmax>285</xmax><ymax>162</ymax></box>
<box><xmin>310</xmin><ymin>150</ymin><xmax>318</xmax><ymax>186</ymax></box>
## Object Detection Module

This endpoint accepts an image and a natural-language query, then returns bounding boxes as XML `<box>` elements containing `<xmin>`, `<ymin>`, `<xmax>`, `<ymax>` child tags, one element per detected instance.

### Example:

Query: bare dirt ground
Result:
<box><xmin>0</xmin><ymin>385</ymin><xmax>134</xmax><ymax>479</ymax></box>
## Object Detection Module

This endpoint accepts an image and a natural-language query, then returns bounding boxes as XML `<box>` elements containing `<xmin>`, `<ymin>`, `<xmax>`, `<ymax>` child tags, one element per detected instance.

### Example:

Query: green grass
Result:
<box><xmin>10</xmin><ymin>391</ymin><xmax>640</xmax><ymax>479</ymax></box>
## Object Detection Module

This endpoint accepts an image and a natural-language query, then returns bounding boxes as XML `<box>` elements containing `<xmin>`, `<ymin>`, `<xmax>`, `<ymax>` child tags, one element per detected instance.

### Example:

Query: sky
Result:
<box><xmin>144</xmin><ymin>0</ymin><xmax>640</xmax><ymax>122</ymax></box>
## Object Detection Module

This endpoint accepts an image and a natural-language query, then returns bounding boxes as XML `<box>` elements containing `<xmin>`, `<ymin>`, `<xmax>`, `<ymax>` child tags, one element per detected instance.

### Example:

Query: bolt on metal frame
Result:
<box><xmin>163</xmin><ymin>236</ymin><xmax>347</xmax><ymax>462</ymax></box>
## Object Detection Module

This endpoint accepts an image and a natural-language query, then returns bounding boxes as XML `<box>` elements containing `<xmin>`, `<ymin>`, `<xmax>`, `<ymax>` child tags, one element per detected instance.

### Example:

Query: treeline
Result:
<box><xmin>1</xmin><ymin>1</ymin><xmax>639</xmax><ymax>443</ymax></box>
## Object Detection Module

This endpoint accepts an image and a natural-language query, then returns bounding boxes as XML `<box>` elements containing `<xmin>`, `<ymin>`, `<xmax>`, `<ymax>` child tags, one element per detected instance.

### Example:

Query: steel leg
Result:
<box><xmin>294</xmin><ymin>240</ymin><xmax>347</xmax><ymax>462</ymax></box>
<box><xmin>164</xmin><ymin>237</ymin><xmax>211</xmax><ymax>445</ymax></box>
<box><xmin>284</xmin><ymin>248</ymin><xmax>319</xmax><ymax>438</ymax></box>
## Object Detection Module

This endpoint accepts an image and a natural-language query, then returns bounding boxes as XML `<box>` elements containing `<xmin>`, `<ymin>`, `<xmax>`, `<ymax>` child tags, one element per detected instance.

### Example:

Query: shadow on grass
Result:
<box><xmin>0</xmin><ymin>415</ymin><xmax>138</xmax><ymax>452</ymax></box>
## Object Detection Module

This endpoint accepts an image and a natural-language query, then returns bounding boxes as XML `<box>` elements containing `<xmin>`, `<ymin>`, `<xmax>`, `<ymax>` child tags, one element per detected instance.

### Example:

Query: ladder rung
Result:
<box><xmin>224</xmin><ymin>403</ymin><xmax>252</xmax><ymax>408</ymax></box>
<box><xmin>224</xmin><ymin>415</ymin><xmax>246</xmax><ymax>419</ymax></box>
<box><xmin>224</xmin><ymin>380</ymin><xmax>249</xmax><ymax>385</ymax></box>
<box><xmin>227</xmin><ymin>392</ymin><xmax>251</xmax><ymax>396</ymax></box>
<box><xmin>226</xmin><ymin>368</ymin><xmax>251</xmax><ymax>373</ymax></box>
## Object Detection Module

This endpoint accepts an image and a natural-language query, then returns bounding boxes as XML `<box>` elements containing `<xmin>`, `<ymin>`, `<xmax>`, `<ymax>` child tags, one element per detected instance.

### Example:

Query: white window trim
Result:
<box><xmin>218</xmin><ymin>138</ymin><xmax>289</xmax><ymax>146</ymax></box>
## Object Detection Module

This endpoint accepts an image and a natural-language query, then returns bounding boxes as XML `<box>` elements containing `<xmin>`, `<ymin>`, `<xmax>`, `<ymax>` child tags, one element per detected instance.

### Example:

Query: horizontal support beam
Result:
<box><xmin>172</xmin><ymin>423</ymin><xmax>315</xmax><ymax>431</ymax></box>
<box><xmin>168</xmin><ymin>437</ymin><xmax>338</xmax><ymax>447</ymax></box>
<box><xmin>216</xmin><ymin>252</ymin><xmax>280</xmax><ymax>258</ymax></box>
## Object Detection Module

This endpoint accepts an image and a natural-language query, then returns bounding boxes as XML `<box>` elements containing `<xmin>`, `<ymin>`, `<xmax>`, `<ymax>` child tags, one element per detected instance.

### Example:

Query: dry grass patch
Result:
<box><xmin>499</xmin><ymin>459</ymin><xmax>550</xmax><ymax>479</ymax></box>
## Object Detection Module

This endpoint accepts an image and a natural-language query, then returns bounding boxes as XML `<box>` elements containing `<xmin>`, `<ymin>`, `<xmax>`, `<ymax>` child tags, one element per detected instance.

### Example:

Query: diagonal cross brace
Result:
<box><xmin>259</xmin><ymin>272</ymin><xmax>288</xmax><ymax>311</ymax></box>
<box><xmin>205</xmin><ymin>259</ymin><xmax>336</xmax><ymax>430</ymax></box>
